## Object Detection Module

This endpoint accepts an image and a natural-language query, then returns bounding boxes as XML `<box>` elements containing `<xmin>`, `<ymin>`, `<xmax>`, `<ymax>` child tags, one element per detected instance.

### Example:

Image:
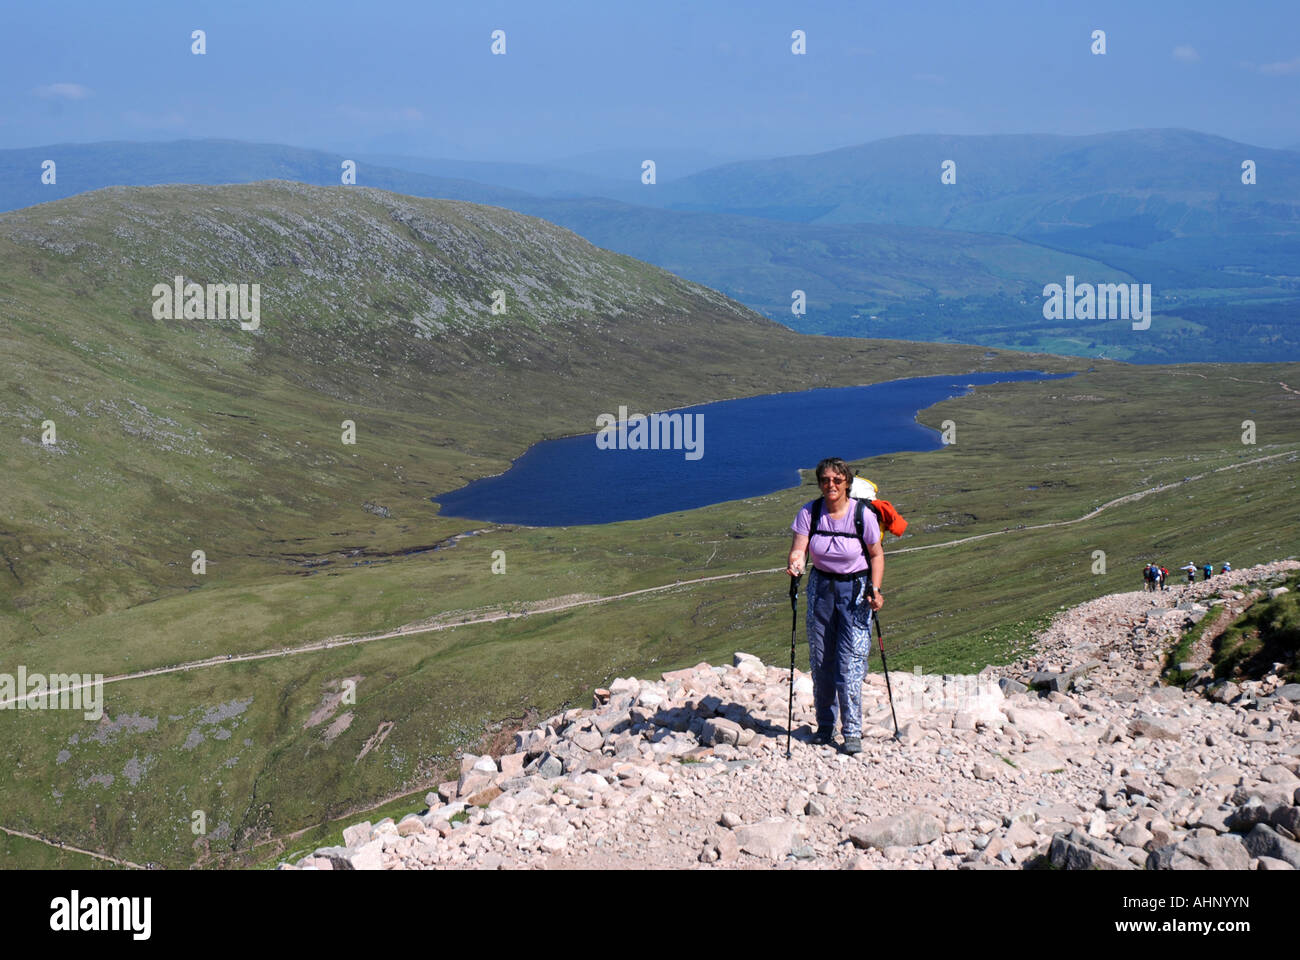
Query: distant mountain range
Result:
<box><xmin>656</xmin><ymin>129</ymin><xmax>1300</xmax><ymax>231</ymax></box>
<box><xmin>2</xmin><ymin>130</ymin><xmax>1296</xmax><ymax>362</ymax></box>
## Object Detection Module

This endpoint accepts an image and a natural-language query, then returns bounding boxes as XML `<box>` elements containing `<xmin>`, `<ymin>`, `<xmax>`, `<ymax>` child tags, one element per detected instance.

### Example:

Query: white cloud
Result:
<box><xmin>33</xmin><ymin>83</ymin><xmax>90</xmax><ymax>100</ymax></box>
<box><xmin>1259</xmin><ymin>56</ymin><xmax>1300</xmax><ymax>76</ymax></box>
<box><xmin>1172</xmin><ymin>45</ymin><xmax>1199</xmax><ymax>63</ymax></box>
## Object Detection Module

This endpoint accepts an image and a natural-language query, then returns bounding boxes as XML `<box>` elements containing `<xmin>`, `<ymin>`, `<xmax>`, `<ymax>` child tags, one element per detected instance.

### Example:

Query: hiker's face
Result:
<box><xmin>818</xmin><ymin>473</ymin><xmax>847</xmax><ymax>503</ymax></box>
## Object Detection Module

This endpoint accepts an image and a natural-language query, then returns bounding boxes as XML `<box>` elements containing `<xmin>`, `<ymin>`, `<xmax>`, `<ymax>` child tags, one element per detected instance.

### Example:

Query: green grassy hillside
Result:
<box><xmin>0</xmin><ymin>181</ymin><xmax>1075</xmax><ymax>639</ymax></box>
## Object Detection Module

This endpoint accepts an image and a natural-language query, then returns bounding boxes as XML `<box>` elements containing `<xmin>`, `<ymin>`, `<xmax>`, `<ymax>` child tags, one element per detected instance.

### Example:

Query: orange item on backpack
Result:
<box><xmin>868</xmin><ymin>498</ymin><xmax>908</xmax><ymax>537</ymax></box>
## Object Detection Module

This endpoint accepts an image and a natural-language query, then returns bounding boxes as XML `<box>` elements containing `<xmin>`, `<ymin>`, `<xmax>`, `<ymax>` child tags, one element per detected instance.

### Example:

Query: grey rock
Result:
<box><xmin>1261</xmin><ymin>764</ymin><xmax>1299</xmax><ymax>785</ymax></box>
<box><xmin>1243</xmin><ymin>823</ymin><xmax>1300</xmax><ymax>868</ymax></box>
<box><xmin>998</xmin><ymin>678</ymin><xmax>1028</xmax><ymax>696</ymax></box>
<box><xmin>1144</xmin><ymin>686</ymin><xmax>1185</xmax><ymax>704</ymax></box>
<box><xmin>314</xmin><ymin>845</ymin><xmax>355</xmax><ymax>870</ymax></box>
<box><xmin>1048</xmin><ymin>830</ymin><xmax>1131</xmax><ymax>870</ymax></box>
<box><xmin>569</xmin><ymin>728</ymin><xmax>604</xmax><ymax>752</ymax></box>
<box><xmin>655</xmin><ymin>707</ymin><xmax>694</xmax><ymax>733</ymax></box>
<box><xmin>1208</xmin><ymin>681</ymin><xmax>1241</xmax><ymax>704</ymax></box>
<box><xmin>1227</xmin><ymin>801</ymin><xmax>1271</xmax><ymax>832</ymax></box>
<box><xmin>1128</xmin><ymin>714</ymin><xmax>1183</xmax><ymax>741</ymax></box>
<box><xmin>1270</xmin><ymin>804</ymin><xmax>1300</xmax><ymax>838</ymax></box>
<box><xmin>847</xmin><ymin>808</ymin><xmax>944</xmax><ymax>850</ymax></box>
<box><xmin>1277</xmin><ymin>684</ymin><xmax>1300</xmax><ymax>703</ymax></box>
<box><xmin>1046</xmin><ymin>660</ymin><xmax>1103</xmax><ymax>692</ymax></box>
<box><xmin>342</xmin><ymin>822</ymin><xmax>372</xmax><ymax>847</ymax></box>
<box><xmin>1117</xmin><ymin>821</ymin><xmax>1153</xmax><ymax>848</ymax></box>
<box><xmin>1256</xmin><ymin>856</ymin><xmax>1295</xmax><ymax>870</ymax></box>
<box><xmin>1147</xmin><ymin>835</ymin><xmax>1250</xmax><ymax>870</ymax></box>
<box><xmin>735</xmin><ymin>819</ymin><xmax>797</xmax><ymax>861</ymax></box>
<box><xmin>397</xmin><ymin>814</ymin><xmax>425</xmax><ymax>836</ymax></box>
<box><xmin>1231</xmin><ymin>784</ymin><xmax>1292</xmax><ymax>808</ymax></box>
<box><xmin>592</xmin><ymin>709</ymin><xmax>630</xmax><ymax>737</ymax></box>
<box><xmin>1163</xmin><ymin>767</ymin><xmax>1201</xmax><ymax>789</ymax></box>
<box><xmin>1192</xmin><ymin>808</ymin><xmax>1233</xmax><ymax>833</ymax></box>
<box><xmin>536</xmin><ymin>752</ymin><xmax>564</xmax><ymax>779</ymax></box>
<box><xmin>700</xmin><ymin>717</ymin><xmax>743</xmax><ymax>747</ymax></box>
<box><xmin>347</xmin><ymin>839</ymin><xmax>385</xmax><ymax>870</ymax></box>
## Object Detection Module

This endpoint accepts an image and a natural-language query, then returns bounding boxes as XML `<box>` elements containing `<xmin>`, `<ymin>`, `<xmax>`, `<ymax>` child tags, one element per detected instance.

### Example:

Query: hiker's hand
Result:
<box><xmin>787</xmin><ymin>556</ymin><xmax>804</xmax><ymax>577</ymax></box>
<box><xmin>868</xmin><ymin>590</ymin><xmax>884</xmax><ymax>611</ymax></box>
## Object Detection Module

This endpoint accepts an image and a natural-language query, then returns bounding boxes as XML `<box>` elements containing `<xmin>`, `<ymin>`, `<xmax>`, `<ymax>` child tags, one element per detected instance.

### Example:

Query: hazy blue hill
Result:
<box><xmin>0</xmin><ymin>139</ymin><xmax>531</xmax><ymax>213</ymax></box>
<box><xmin>542</xmin><ymin>146</ymin><xmax>760</xmax><ymax>183</ymax></box>
<box><xmin>0</xmin><ymin>137</ymin><xmax>1125</xmax><ymax>331</ymax></box>
<box><xmin>661</xmin><ymin>129</ymin><xmax>1300</xmax><ymax>237</ymax></box>
<box><xmin>506</xmin><ymin>195</ymin><xmax>1126</xmax><ymax>313</ymax></box>
<box><xmin>3</xmin><ymin>136</ymin><xmax>1294</xmax><ymax>363</ymax></box>
<box><xmin>358</xmin><ymin>152</ymin><xmax>642</xmax><ymax>202</ymax></box>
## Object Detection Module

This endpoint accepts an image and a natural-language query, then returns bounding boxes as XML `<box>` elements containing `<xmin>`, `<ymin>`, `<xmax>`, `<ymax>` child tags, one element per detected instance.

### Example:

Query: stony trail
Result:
<box><xmin>288</xmin><ymin>561</ymin><xmax>1300</xmax><ymax>871</ymax></box>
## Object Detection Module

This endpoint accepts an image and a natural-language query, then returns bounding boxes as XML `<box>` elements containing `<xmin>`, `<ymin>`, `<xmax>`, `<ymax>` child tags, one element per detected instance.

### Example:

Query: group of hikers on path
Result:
<box><xmin>1143</xmin><ymin>560</ymin><xmax>1231</xmax><ymax>591</ymax></box>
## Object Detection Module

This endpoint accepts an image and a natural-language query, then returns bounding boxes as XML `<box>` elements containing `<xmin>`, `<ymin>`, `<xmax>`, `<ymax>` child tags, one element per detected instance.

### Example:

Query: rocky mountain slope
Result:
<box><xmin>290</xmin><ymin>561</ymin><xmax>1300</xmax><ymax>870</ymax></box>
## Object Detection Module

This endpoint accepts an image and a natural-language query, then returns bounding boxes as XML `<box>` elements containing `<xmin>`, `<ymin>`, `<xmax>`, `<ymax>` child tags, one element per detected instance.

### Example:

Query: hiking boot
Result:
<box><xmin>813</xmin><ymin>727</ymin><xmax>835</xmax><ymax>746</ymax></box>
<box><xmin>841</xmin><ymin>735</ymin><xmax>862</xmax><ymax>756</ymax></box>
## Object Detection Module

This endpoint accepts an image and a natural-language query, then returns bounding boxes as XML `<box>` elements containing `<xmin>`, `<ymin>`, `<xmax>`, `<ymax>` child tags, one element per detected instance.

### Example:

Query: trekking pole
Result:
<box><xmin>786</xmin><ymin>572</ymin><xmax>802</xmax><ymax>759</ymax></box>
<box><xmin>865</xmin><ymin>583</ymin><xmax>900</xmax><ymax>740</ymax></box>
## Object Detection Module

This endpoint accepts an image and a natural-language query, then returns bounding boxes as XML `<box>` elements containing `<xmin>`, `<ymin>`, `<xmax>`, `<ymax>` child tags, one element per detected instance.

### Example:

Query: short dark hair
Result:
<box><xmin>814</xmin><ymin>457</ymin><xmax>853</xmax><ymax>485</ymax></box>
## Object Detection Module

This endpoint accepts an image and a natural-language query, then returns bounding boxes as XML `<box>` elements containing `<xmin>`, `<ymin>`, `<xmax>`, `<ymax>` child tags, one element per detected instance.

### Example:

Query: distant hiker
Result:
<box><xmin>1222</xmin><ymin>561</ymin><xmax>1232</xmax><ymax>574</ymax></box>
<box><xmin>1142</xmin><ymin>564</ymin><xmax>1154</xmax><ymax>591</ymax></box>
<box><xmin>787</xmin><ymin>457</ymin><xmax>884</xmax><ymax>756</ymax></box>
<box><xmin>1203</xmin><ymin>563</ymin><xmax>1213</xmax><ymax>580</ymax></box>
<box><xmin>1160</xmin><ymin>566</ymin><xmax>1169</xmax><ymax>591</ymax></box>
<box><xmin>1181</xmin><ymin>563</ymin><xmax>1197</xmax><ymax>585</ymax></box>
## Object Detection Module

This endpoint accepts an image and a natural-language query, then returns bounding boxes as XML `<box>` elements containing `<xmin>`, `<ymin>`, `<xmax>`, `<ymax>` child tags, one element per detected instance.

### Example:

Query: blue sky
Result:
<box><xmin>3</xmin><ymin>0</ymin><xmax>1298</xmax><ymax>163</ymax></box>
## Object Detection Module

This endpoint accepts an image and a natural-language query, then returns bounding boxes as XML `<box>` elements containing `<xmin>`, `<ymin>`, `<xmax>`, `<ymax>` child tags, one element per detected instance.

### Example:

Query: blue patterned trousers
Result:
<box><xmin>806</xmin><ymin>567</ymin><xmax>873</xmax><ymax>737</ymax></box>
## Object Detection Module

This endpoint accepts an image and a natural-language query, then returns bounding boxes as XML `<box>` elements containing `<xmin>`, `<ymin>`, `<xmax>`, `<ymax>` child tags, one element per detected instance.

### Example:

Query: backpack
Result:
<box><xmin>806</xmin><ymin>475</ymin><xmax>908</xmax><ymax>565</ymax></box>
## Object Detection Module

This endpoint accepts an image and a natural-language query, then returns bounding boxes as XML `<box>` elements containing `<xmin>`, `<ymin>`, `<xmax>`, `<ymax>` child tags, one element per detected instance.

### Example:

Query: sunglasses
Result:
<box><xmin>817</xmin><ymin>476</ymin><xmax>847</xmax><ymax>486</ymax></box>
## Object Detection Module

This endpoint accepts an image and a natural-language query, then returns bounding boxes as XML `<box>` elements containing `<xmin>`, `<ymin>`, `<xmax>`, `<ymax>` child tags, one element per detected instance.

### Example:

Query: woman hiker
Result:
<box><xmin>785</xmin><ymin>457</ymin><xmax>884</xmax><ymax>755</ymax></box>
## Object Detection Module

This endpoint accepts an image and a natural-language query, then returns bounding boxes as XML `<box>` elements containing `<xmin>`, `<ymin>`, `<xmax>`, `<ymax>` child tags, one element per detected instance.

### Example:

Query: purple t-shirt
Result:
<box><xmin>791</xmin><ymin>498</ymin><xmax>880</xmax><ymax>574</ymax></box>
